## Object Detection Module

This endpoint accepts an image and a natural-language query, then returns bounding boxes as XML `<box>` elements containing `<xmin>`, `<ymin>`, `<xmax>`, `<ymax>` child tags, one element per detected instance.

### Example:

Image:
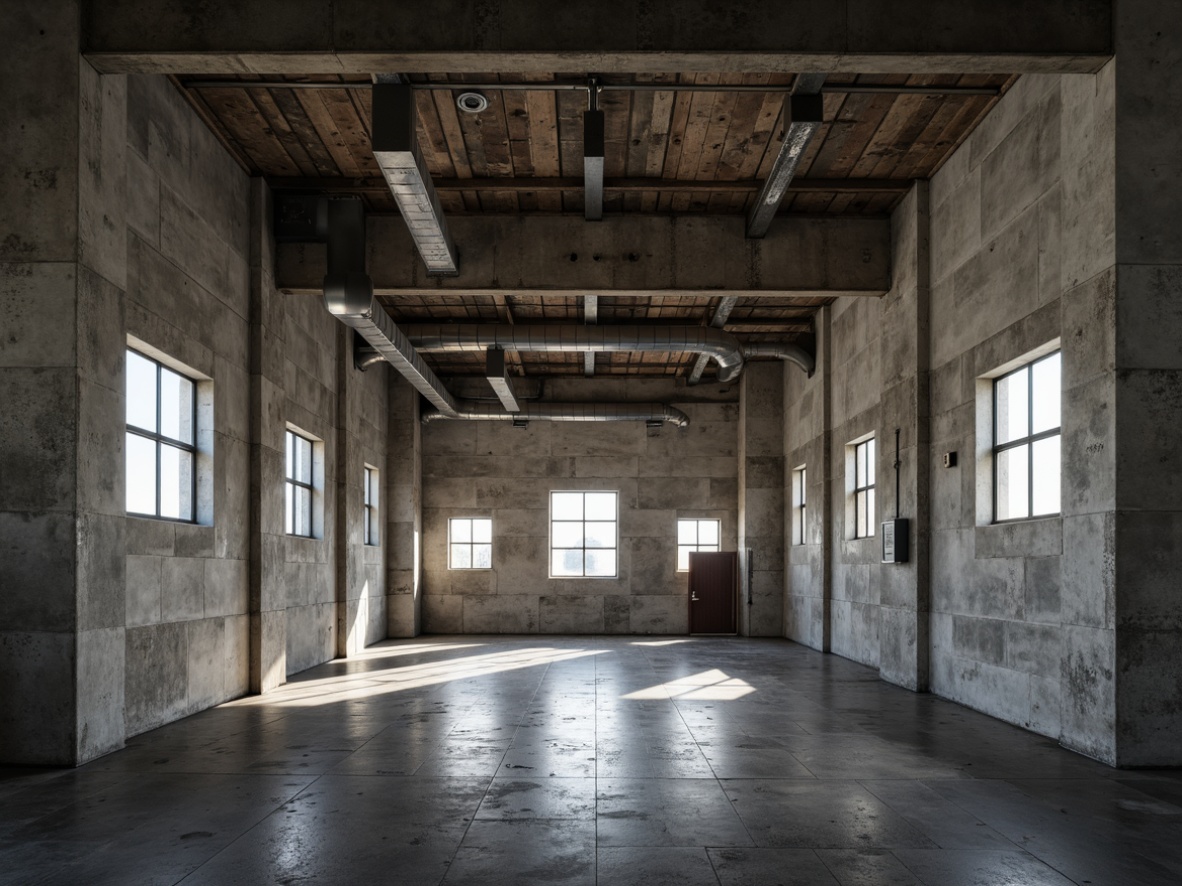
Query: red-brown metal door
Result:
<box><xmin>688</xmin><ymin>551</ymin><xmax>738</xmax><ymax>634</ymax></box>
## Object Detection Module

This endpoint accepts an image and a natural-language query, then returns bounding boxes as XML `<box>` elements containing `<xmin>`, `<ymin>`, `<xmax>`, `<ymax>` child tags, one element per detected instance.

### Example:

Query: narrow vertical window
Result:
<box><xmin>994</xmin><ymin>351</ymin><xmax>1061</xmax><ymax>521</ymax></box>
<box><xmin>792</xmin><ymin>467</ymin><xmax>807</xmax><ymax>546</ymax></box>
<box><xmin>285</xmin><ymin>429</ymin><xmax>315</xmax><ymax>537</ymax></box>
<box><xmin>550</xmin><ymin>491</ymin><xmax>618</xmax><ymax>578</ymax></box>
<box><xmin>854</xmin><ymin>438</ymin><xmax>876</xmax><ymax>539</ymax></box>
<box><xmin>676</xmin><ymin>519</ymin><xmax>721</xmax><ymax>571</ymax></box>
<box><xmin>449</xmin><ymin>518</ymin><xmax>492</xmax><ymax>569</ymax></box>
<box><xmin>363</xmin><ymin>465</ymin><xmax>379</xmax><ymax>546</ymax></box>
<box><xmin>126</xmin><ymin>348</ymin><xmax>197</xmax><ymax>521</ymax></box>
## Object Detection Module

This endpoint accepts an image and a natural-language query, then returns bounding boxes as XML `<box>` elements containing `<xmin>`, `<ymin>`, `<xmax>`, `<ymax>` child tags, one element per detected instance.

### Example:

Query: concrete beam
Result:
<box><xmin>277</xmin><ymin>214</ymin><xmax>890</xmax><ymax>298</ymax></box>
<box><xmin>82</xmin><ymin>0</ymin><xmax>1112</xmax><ymax>75</ymax></box>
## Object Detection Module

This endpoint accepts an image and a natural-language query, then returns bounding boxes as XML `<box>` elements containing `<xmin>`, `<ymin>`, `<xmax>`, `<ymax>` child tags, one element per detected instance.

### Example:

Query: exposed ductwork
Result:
<box><xmin>401</xmin><ymin>323</ymin><xmax>746</xmax><ymax>383</ymax></box>
<box><xmin>421</xmin><ymin>401</ymin><xmax>690</xmax><ymax>427</ymax></box>
<box><xmin>742</xmin><ymin>342</ymin><xmax>816</xmax><ymax>376</ymax></box>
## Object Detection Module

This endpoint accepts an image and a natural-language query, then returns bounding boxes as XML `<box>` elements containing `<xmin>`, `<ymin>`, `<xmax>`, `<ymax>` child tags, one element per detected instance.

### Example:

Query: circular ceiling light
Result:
<box><xmin>456</xmin><ymin>92</ymin><xmax>489</xmax><ymax>114</ymax></box>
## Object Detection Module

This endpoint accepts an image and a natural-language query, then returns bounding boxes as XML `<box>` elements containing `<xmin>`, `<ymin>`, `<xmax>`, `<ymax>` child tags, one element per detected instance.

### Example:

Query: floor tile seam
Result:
<box><xmin>891</xmin><ymin>846</ymin><xmax>1086</xmax><ymax>886</ymax></box>
<box><xmin>169</xmin><ymin>773</ymin><xmax>328</xmax><ymax>886</ymax></box>
<box><xmin>854</xmin><ymin>778</ymin><xmax>1024</xmax><ymax>852</ymax></box>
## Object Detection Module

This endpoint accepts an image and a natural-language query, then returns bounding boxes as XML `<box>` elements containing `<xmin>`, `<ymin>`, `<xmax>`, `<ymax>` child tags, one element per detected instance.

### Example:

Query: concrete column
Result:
<box><xmin>0</xmin><ymin>3</ymin><xmax>128</xmax><ymax>764</ymax></box>
<box><xmin>738</xmin><ymin>362</ymin><xmax>785</xmax><ymax>636</ymax></box>
<box><xmin>387</xmin><ymin>377</ymin><xmax>422</xmax><ymax>637</ymax></box>
<box><xmin>1109</xmin><ymin>0</ymin><xmax>1182</xmax><ymax>766</ymax></box>
<box><xmin>877</xmin><ymin>183</ymin><xmax>932</xmax><ymax>691</ymax></box>
<box><xmin>247</xmin><ymin>179</ymin><xmax>287</xmax><ymax>691</ymax></box>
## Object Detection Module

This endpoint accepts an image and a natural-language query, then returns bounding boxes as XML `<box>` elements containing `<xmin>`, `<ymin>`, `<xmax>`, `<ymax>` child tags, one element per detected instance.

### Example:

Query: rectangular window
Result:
<box><xmin>550</xmin><ymin>491</ymin><xmax>618</xmax><ymax>578</ymax></box>
<box><xmin>363</xmin><ymin>466</ymin><xmax>379</xmax><ymax>546</ymax></box>
<box><xmin>449</xmin><ymin>518</ymin><xmax>492</xmax><ymax>569</ymax></box>
<box><xmin>285</xmin><ymin>429</ymin><xmax>315</xmax><ymax>537</ymax></box>
<box><xmin>677</xmin><ymin>519</ymin><xmax>721</xmax><ymax>571</ymax></box>
<box><xmin>792</xmin><ymin>467</ymin><xmax>807</xmax><ymax>546</ymax></box>
<box><xmin>994</xmin><ymin>350</ymin><xmax>1061</xmax><ymax>521</ymax></box>
<box><xmin>854</xmin><ymin>438</ymin><xmax>876</xmax><ymax>539</ymax></box>
<box><xmin>126</xmin><ymin>348</ymin><xmax>196</xmax><ymax>521</ymax></box>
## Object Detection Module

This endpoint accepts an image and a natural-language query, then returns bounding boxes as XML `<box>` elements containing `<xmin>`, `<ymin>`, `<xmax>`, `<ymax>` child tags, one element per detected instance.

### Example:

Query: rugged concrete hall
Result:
<box><xmin>3</xmin><ymin>1</ymin><xmax>1182</xmax><ymax>883</ymax></box>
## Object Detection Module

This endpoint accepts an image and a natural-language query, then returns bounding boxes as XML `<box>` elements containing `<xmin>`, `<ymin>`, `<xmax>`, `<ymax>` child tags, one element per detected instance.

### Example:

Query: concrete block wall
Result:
<box><xmin>419</xmin><ymin>379</ymin><xmax>739</xmax><ymax>635</ymax></box>
<box><xmin>739</xmin><ymin>363</ymin><xmax>786</xmax><ymax>636</ymax></box>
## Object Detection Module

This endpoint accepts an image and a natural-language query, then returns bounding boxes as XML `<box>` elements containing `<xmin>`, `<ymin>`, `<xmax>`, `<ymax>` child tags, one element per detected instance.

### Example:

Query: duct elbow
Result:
<box><xmin>324</xmin><ymin>274</ymin><xmax>376</xmax><ymax>319</ymax></box>
<box><xmin>742</xmin><ymin>343</ymin><xmax>816</xmax><ymax>375</ymax></box>
<box><xmin>716</xmin><ymin>360</ymin><xmax>744</xmax><ymax>384</ymax></box>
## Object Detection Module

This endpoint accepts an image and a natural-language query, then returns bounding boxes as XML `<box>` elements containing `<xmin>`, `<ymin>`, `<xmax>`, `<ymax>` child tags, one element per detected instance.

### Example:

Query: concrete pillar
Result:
<box><xmin>1109</xmin><ymin>0</ymin><xmax>1182</xmax><ymax>766</ymax></box>
<box><xmin>387</xmin><ymin>377</ymin><xmax>422</xmax><ymax>637</ymax></box>
<box><xmin>335</xmin><ymin>327</ymin><xmax>366</xmax><ymax>657</ymax></box>
<box><xmin>738</xmin><ymin>362</ymin><xmax>785</xmax><ymax>636</ymax></box>
<box><xmin>247</xmin><ymin>179</ymin><xmax>287</xmax><ymax>692</ymax></box>
<box><xmin>0</xmin><ymin>3</ymin><xmax>128</xmax><ymax>764</ymax></box>
<box><xmin>877</xmin><ymin>183</ymin><xmax>932</xmax><ymax>691</ymax></box>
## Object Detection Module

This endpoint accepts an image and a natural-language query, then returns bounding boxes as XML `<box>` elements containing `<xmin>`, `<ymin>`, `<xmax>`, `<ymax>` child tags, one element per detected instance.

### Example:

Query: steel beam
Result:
<box><xmin>371</xmin><ymin>83</ymin><xmax>458</xmax><ymax>275</ymax></box>
<box><xmin>746</xmin><ymin>75</ymin><xmax>826</xmax><ymax>239</ymax></box>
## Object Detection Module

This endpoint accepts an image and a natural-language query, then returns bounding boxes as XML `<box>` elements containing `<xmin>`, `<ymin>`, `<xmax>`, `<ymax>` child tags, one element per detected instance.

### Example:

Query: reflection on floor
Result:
<box><xmin>2</xmin><ymin>636</ymin><xmax>1181</xmax><ymax>885</ymax></box>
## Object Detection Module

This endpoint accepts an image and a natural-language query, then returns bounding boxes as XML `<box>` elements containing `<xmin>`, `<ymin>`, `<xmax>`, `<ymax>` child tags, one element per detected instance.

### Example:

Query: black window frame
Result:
<box><xmin>676</xmin><ymin>518</ymin><xmax>722</xmax><ymax>572</ymax></box>
<box><xmin>363</xmin><ymin>465</ymin><xmax>379</xmax><ymax>546</ymax></box>
<box><xmin>854</xmin><ymin>438</ymin><xmax>875</xmax><ymax>539</ymax></box>
<box><xmin>992</xmin><ymin>350</ymin><xmax>1062</xmax><ymax>524</ymax></box>
<box><xmin>792</xmin><ymin>466</ymin><xmax>807</xmax><ymax>546</ymax></box>
<box><xmin>125</xmin><ymin>348</ymin><xmax>198</xmax><ymax>523</ymax></box>
<box><xmin>285</xmin><ymin>429</ymin><xmax>315</xmax><ymax>538</ymax></box>
<box><xmin>549</xmin><ymin>491</ymin><xmax>619</xmax><ymax>579</ymax></box>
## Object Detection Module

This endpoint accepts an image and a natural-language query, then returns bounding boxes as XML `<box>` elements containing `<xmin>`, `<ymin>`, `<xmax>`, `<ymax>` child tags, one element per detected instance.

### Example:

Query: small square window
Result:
<box><xmin>450</xmin><ymin>517</ymin><xmax>492</xmax><ymax>569</ymax></box>
<box><xmin>676</xmin><ymin>519</ymin><xmax>721</xmax><ymax>571</ymax></box>
<box><xmin>126</xmin><ymin>348</ymin><xmax>197</xmax><ymax>522</ymax></box>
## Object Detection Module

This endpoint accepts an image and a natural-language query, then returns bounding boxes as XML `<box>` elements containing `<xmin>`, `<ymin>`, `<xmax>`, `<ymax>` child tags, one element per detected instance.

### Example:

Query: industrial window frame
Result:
<box><xmin>125</xmin><ymin>348</ymin><xmax>198</xmax><ymax>523</ymax></box>
<box><xmin>363</xmin><ymin>465</ymin><xmax>379</xmax><ymax>546</ymax></box>
<box><xmin>676</xmin><ymin>518</ymin><xmax>721</xmax><ymax>572</ymax></box>
<box><xmin>549</xmin><ymin>491</ymin><xmax>619</xmax><ymax>579</ymax></box>
<box><xmin>285</xmin><ymin>429</ymin><xmax>316</xmax><ymax>538</ymax></box>
<box><xmin>853</xmin><ymin>438</ymin><xmax>876</xmax><ymax>539</ymax></box>
<box><xmin>792</xmin><ymin>466</ymin><xmax>807</xmax><ymax>546</ymax></box>
<box><xmin>992</xmin><ymin>350</ymin><xmax>1061</xmax><ymax>523</ymax></box>
<box><xmin>448</xmin><ymin>517</ymin><xmax>493</xmax><ymax>570</ymax></box>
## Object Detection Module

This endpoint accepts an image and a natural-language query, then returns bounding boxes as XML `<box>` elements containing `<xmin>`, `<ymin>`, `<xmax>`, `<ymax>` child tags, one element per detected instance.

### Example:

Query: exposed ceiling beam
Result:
<box><xmin>277</xmin><ymin>214</ymin><xmax>890</xmax><ymax>299</ymax></box>
<box><xmin>688</xmin><ymin>296</ymin><xmax>740</xmax><ymax>384</ymax></box>
<box><xmin>584</xmin><ymin>295</ymin><xmax>598</xmax><ymax>377</ymax></box>
<box><xmin>485</xmin><ymin>347</ymin><xmax>520</xmax><ymax>413</ymax></box>
<box><xmin>746</xmin><ymin>74</ymin><xmax>826</xmax><ymax>239</ymax></box>
<box><xmin>266</xmin><ymin>176</ymin><xmax>914</xmax><ymax>195</ymax></box>
<box><xmin>371</xmin><ymin>82</ymin><xmax>458</xmax><ymax>275</ymax></box>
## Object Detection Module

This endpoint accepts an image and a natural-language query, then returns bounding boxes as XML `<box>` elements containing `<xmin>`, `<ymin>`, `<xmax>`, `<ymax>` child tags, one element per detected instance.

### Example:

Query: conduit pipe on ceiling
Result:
<box><xmin>421</xmin><ymin>401</ymin><xmax>690</xmax><ymax>427</ymax></box>
<box><xmin>742</xmin><ymin>343</ymin><xmax>816</xmax><ymax>376</ymax></box>
<box><xmin>401</xmin><ymin>323</ymin><xmax>746</xmax><ymax>383</ymax></box>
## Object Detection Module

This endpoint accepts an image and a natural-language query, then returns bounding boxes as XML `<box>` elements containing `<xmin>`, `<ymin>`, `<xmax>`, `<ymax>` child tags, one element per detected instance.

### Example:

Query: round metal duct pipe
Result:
<box><xmin>421</xmin><ymin>400</ymin><xmax>690</xmax><ymax>428</ymax></box>
<box><xmin>742</xmin><ymin>342</ymin><xmax>816</xmax><ymax>376</ymax></box>
<box><xmin>401</xmin><ymin>323</ymin><xmax>745</xmax><ymax>383</ymax></box>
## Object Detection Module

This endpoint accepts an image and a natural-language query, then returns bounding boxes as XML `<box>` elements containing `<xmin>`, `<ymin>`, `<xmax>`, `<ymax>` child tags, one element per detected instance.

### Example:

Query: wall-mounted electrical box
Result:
<box><xmin>881</xmin><ymin>518</ymin><xmax>910</xmax><ymax>563</ymax></box>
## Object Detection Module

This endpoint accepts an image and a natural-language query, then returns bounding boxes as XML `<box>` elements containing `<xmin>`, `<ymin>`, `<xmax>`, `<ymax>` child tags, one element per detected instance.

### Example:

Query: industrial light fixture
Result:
<box><xmin>371</xmin><ymin>82</ymin><xmax>459</xmax><ymax>275</ymax></box>
<box><xmin>456</xmin><ymin>91</ymin><xmax>489</xmax><ymax>114</ymax></box>
<box><xmin>584</xmin><ymin>78</ymin><xmax>604</xmax><ymax>221</ymax></box>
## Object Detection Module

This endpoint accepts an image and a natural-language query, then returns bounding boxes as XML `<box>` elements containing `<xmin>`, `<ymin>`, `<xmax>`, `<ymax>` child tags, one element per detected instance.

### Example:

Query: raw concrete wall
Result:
<box><xmin>419</xmin><ymin>379</ymin><xmax>738</xmax><ymax>635</ymax></box>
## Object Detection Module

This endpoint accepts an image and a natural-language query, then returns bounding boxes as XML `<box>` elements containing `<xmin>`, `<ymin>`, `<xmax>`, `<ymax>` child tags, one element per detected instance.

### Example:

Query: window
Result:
<box><xmin>994</xmin><ymin>350</ymin><xmax>1061</xmax><ymax>521</ymax></box>
<box><xmin>285</xmin><ymin>429</ymin><xmax>315</xmax><ymax>537</ymax></box>
<box><xmin>792</xmin><ymin>467</ymin><xmax>807</xmax><ymax>545</ymax></box>
<box><xmin>676</xmin><ymin>519</ymin><xmax>721</xmax><ymax>571</ymax></box>
<box><xmin>363</xmin><ymin>466</ymin><xmax>379</xmax><ymax>546</ymax></box>
<box><xmin>854</xmin><ymin>438</ymin><xmax>876</xmax><ymax>539</ymax></box>
<box><xmin>449</xmin><ymin>518</ymin><xmax>492</xmax><ymax>569</ymax></box>
<box><xmin>126</xmin><ymin>349</ymin><xmax>196</xmax><ymax>521</ymax></box>
<box><xmin>550</xmin><ymin>491</ymin><xmax>618</xmax><ymax>578</ymax></box>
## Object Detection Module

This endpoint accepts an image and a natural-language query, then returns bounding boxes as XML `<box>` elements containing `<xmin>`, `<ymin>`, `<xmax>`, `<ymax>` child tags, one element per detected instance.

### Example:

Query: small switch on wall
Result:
<box><xmin>943</xmin><ymin>451</ymin><xmax>958</xmax><ymax>468</ymax></box>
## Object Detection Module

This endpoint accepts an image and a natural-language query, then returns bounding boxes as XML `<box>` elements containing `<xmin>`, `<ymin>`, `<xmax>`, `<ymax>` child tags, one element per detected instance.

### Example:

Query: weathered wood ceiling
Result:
<box><xmin>176</xmin><ymin>71</ymin><xmax>1013</xmax><ymax>377</ymax></box>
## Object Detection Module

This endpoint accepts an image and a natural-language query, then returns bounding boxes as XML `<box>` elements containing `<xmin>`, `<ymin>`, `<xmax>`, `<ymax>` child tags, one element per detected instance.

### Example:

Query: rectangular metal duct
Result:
<box><xmin>584</xmin><ymin>109</ymin><xmax>605</xmax><ymax>221</ymax></box>
<box><xmin>746</xmin><ymin>76</ymin><xmax>826</xmax><ymax>239</ymax></box>
<box><xmin>485</xmin><ymin>347</ymin><xmax>520</xmax><ymax>413</ymax></box>
<box><xmin>372</xmin><ymin>83</ymin><xmax>459</xmax><ymax>275</ymax></box>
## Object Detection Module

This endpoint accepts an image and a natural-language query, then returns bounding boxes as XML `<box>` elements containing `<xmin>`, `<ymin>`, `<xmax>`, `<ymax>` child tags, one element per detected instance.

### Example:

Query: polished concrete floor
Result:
<box><xmin>2</xmin><ymin>637</ymin><xmax>1182</xmax><ymax>885</ymax></box>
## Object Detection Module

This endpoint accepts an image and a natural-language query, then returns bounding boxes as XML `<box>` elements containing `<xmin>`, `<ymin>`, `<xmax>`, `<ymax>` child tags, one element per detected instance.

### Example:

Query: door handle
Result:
<box><xmin>690</xmin><ymin>594</ymin><xmax>700</xmax><ymax>602</ymax></box>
